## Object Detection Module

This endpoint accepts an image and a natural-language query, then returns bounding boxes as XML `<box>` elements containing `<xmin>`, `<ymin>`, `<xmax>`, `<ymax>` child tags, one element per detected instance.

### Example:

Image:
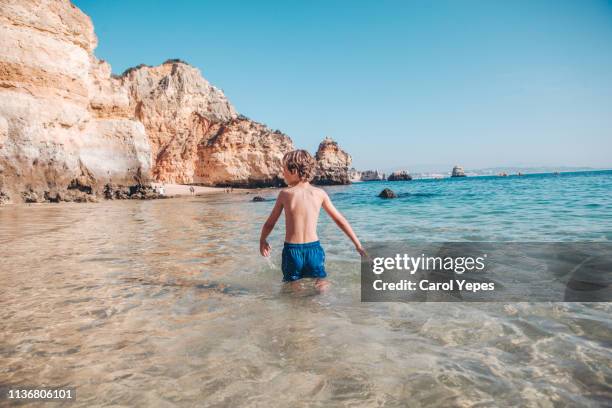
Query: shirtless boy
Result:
<box><xmin>259</xmin><ymin>149</ymin><xmax>366</xmax><ymax>288</ymax></box>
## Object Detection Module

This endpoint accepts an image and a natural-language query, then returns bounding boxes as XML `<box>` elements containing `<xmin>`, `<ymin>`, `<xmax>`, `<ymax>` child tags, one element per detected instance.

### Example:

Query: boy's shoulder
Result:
<box><xmin>278</xmin><ymin>185</ymin><xmax>328</xmax><ymax>198</ymax></box>
<box><xmin>309</xmin><ymin>185</ymin><xmax>328</xmax><ymax>197</ymax></box>
<box><xmin>276</xmin><ymin>188</ymin><xmax>291</xmax><ymax>201</ymax></box>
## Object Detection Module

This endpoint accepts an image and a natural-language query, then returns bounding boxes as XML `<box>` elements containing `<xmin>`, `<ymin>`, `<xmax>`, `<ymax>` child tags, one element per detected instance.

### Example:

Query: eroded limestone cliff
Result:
<box><xmin>0</xmin><ymin>0</ymin><xmax>152</xmax><ymax>203</ymax></box>
<box><xmin>118</xmin><ymin>61</ymin><xmax>295</xmax><ymax>187</ymax></box>
<box><xmin>195</xmin><ymin>117</ymin><xmax>294</xmax><ymax>187</ymax></box>
<box><xmin>0</xmin><ymin>0</ymin><xmax>351</xmax><ymax>203</ymax></box>
<box><xmin>119</xmin><ymin>61</ymin><xmax>236</xmax><ymax>183</ymax></box>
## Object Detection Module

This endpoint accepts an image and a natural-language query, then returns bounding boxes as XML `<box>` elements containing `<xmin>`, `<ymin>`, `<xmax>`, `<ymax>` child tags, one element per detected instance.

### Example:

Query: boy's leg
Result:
<box><xmin>290</xmin><ymin>280</ymin><xmax>302</xmax><ymax>291</ymax></box>
<box><xmin>314</xmin><ymin>278</ymin><xmax>330</xmax><ymax>292</ymax></box>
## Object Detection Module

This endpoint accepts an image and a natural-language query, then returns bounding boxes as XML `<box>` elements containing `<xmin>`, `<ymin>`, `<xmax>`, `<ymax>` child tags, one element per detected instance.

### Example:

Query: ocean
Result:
<box><xmin>1</xmin><ymin>170</ymin><xmax>610</xmax><ymax>406</ymax></box>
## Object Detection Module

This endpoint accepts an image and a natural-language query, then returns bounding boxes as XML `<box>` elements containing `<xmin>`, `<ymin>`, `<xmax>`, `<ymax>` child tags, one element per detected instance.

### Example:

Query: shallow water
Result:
<box><xmin>1</xmin><ymin>171</ymin><xmax>611</xmax><ymax>406</ymax></box>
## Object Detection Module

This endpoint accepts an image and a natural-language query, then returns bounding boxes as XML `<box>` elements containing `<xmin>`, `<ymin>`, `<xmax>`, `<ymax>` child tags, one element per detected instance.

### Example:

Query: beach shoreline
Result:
<box><xmin>151</xmin><ymin>183</ymin><xmax>226</xmax><ymax>197</ymax></box>
<box><xmin>152</xmin><ymin>183</ymin><xmax>282</xmax><ymax>198</ymax></box>
<box><xmin>0</xmin><ymin>183</ymin><xmax>275</xmax><ymax>207</ymax></box>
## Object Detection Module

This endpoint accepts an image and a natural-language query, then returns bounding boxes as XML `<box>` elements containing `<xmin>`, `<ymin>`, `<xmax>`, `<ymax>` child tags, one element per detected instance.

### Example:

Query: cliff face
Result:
<box><xmin>0</xmin><ymin>0</ymin><xmax>352</xmax><ymax>202</ymax></box>
<box><xmin>195</xmin><ymin>117</ymin><xmax>294</xmax><ymax>187</ymax></box>
<box><xmin>120</xmin><ymin>61</ymin><xmax>237</xmax><ymax>183</ymax></box>
<box><xmin>119</xmin><ymin>61</ymin><xmax>296</xmax><ymax>187</ymax></box>
<box><xmin>313</xmin><ymin>137</ymin><xmax>352</xmax><ymax>185</ymax></box>
<box><xmin>0</xmin><ymin>0</ymin><xmax>152</xmax><ymax>203</ymax></box>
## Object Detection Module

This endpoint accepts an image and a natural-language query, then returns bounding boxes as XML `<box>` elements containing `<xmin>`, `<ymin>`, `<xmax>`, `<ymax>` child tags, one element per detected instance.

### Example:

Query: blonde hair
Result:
<box><xmin>283</xmin><ymin>149</ymin><xmax>317</xmax><ymax>182</ymax></box>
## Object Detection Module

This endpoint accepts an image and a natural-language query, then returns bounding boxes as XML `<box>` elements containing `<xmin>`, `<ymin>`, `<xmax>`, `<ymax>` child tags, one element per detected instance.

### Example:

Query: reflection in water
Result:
<box><xmin>1</xmin><ymin>187</ymin><xmax>611</xmax><ymax>406</ymax></box>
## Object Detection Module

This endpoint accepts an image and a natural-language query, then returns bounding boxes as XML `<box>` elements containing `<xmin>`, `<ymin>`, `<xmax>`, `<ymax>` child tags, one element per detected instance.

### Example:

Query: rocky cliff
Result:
<box><xmin>0</xmin><ymin>0</ymin><xmax>351</xmax><ymax>203</ymax></box>
<box><xmin>195</xmin><ymin>117</ymin><xmax>294</xmax><ymax>187</ymax></box>
<box><xmin>119</xmin><ymin>61</ymin><xmax>237</xmax><ymax>183</ymax></box>
<box><xmin>313</xmin><ymin>137</ymin><xmax>352</xmax><ymax>185</ymax></box>
<box><xmin>0</xmin><ymin>0</ymin><xmax>152</xmax><ymax>203</ymax></box>
<box><xmin>118</xmin><ymin>61</ymin><xmax>295</xmax><ymax>187</ymax></box>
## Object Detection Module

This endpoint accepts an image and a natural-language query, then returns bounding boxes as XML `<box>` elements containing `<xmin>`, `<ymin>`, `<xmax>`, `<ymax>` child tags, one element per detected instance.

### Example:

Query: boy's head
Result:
<box><xmin>282</xmin><ymin>149</ymin><xmax>317</xmax><ymax>185</ymax></box>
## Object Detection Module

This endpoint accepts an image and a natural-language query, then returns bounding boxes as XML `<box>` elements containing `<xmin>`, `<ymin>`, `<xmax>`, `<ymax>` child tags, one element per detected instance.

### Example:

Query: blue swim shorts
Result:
<box><xmin>281</xmin><ymin>241</ymin><xmax>327</xmax><ymax>282</ymax></box>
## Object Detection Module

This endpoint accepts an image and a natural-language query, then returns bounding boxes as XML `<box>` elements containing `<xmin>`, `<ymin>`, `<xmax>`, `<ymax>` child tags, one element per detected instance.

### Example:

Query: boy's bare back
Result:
<box><xmin>279</xmin><ymin>184</ymin><xmax>326</xmax><ymax>243</ymax></box>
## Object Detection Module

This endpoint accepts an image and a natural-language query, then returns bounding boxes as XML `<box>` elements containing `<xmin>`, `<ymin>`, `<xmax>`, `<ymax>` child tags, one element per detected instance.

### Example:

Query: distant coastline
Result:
<box><xmin>410</xmin><ymin>169</ymin><xmax>611</xmax><ymax>182</ymax></box>
<box><xmin>412</xmin><ymin>167</ymin><xmax>612</xmax><ymax>180</ymax></box>
<box><xmin>350</xmin><ymin>166</ymin><xmax>611</xmax><ymax>181</ymax></box>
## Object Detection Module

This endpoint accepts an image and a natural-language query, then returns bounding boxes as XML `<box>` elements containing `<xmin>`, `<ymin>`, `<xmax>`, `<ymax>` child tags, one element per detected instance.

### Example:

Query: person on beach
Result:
<box><xmin>259</xmin><ymin>149</ymin><xmax>366</xmax><ymax>289</ymax></box>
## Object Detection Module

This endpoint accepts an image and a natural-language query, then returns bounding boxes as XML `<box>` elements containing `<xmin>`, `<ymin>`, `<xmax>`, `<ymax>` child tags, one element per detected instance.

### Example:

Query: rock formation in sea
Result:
<box><xmin>361</xmin><ymin>170</ymin><xmax>386</xmax><ymax>181</ymax></box>
<box><xmin>388</xmin><ymin>170</ymin><xmax>413</xmax><ymax>181</ymax></box>
<box><xmin>451</xmin><ymin>165</ymin><xmax>467</xmax><ymax>177</ymax></box>
<box><xmin>378</xmin><ymin>188</ymin><xmax>397</xmax><ymax>199</ymax></box>
<box><xmin>349</xmin><ymin>168</ymin><xmax>362</xmax><ymax>182</ymax></box>
<box><xmin>313</xmin><ymin>137</ymin><xmax>352</xmax><ymax>185</ymax></box>
<box><xmin>0</xmin><ymin>0</ymin><xmax>153</xmax><ymax>203</ymax></box>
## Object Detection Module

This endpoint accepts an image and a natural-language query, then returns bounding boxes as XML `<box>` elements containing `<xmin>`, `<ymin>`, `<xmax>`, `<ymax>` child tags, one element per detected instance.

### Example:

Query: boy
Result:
<box><xmin>259</xmin><ymin>149</ymin><xmax>366</xmax><ymax>288</ymax></box>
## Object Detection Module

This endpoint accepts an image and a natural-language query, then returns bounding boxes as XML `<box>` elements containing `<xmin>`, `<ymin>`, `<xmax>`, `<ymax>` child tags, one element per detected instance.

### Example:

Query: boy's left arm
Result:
<box><xmin>321</xmin><ymin>191</ymin><xmax>366</xmax><ymax>256</ymax></box>
<box><xmin>259</xmin><ymin>192</ymin><xmax>284</xmax><ymax>257</ymax></box>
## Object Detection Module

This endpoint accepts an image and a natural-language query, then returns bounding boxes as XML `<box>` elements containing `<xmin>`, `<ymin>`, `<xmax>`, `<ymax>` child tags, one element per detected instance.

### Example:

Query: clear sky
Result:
<box><xmin>74</xmin><ymin>0</ymin><xmax>612</xmax><ymax>172</ymax></box>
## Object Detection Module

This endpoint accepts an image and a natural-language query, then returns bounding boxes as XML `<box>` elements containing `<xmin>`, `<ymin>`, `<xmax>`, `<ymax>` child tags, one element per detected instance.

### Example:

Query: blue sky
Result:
<box><xmin>74</xmin><ymin>0</ymin><xmax>612</xmax><ymax>171</ymax></box>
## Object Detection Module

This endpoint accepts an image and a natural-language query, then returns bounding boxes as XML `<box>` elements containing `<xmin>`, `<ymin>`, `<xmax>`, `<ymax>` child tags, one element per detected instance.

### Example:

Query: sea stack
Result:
<box><xmin>313</xmin><ymin>137</ymin><xmax>352</xmax><ymax>185</ymax></box>
<box><xmin>451</xmin><ymin>165</ymin><xmax>467</xmax><ymax>177</ymax></box>
<box><xmin>388</xmin><ymin>170</ymin><xmax>413</xmax><ymax>181</ymax></box>
<box><xmin>360</xmin><ymin>170</ymin><xmax>386</xmax><ymax>181</ymax></box>
<box><xmin>349</xmin><ymin>168</ymin><xmax>362</xmax><ymax>182</ymax></box>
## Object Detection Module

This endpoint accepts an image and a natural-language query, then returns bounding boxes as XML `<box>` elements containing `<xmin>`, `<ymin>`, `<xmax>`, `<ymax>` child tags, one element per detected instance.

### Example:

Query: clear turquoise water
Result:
<box><xmin>1</xmin><ymin>170</ymin><xmax>610</xmax><ymax>406</ymax></box>
<box><xmin>320</xmin><ymin>170</ymin><xmax>612</xmax><ymax>245</ymax></box>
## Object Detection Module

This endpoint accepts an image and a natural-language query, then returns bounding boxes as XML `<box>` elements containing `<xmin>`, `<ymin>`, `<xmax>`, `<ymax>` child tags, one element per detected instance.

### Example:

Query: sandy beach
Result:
<box><xmin>151</xmin><ymin>183</ymin><xmax>227</xmax><ymax>197</ymax></box>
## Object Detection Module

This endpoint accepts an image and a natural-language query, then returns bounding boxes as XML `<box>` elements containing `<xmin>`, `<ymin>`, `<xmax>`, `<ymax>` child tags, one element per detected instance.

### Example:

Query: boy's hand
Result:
<box><xmin>356</xmin><ymin>245</ymin><xmax>367</xmax><ymax>257</ymax></box>
<box><xmin>260</xmin><ymin>239</ymin><xmax>271</xmax><ymax>257</ymax></box>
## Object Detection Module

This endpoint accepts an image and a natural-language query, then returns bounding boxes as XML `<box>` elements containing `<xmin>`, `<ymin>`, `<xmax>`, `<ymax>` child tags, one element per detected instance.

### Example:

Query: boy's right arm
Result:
<box><xmin>259</xmin><ymin>192</ymin><xmax>284</xmax><ymax>257</ymax></box>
